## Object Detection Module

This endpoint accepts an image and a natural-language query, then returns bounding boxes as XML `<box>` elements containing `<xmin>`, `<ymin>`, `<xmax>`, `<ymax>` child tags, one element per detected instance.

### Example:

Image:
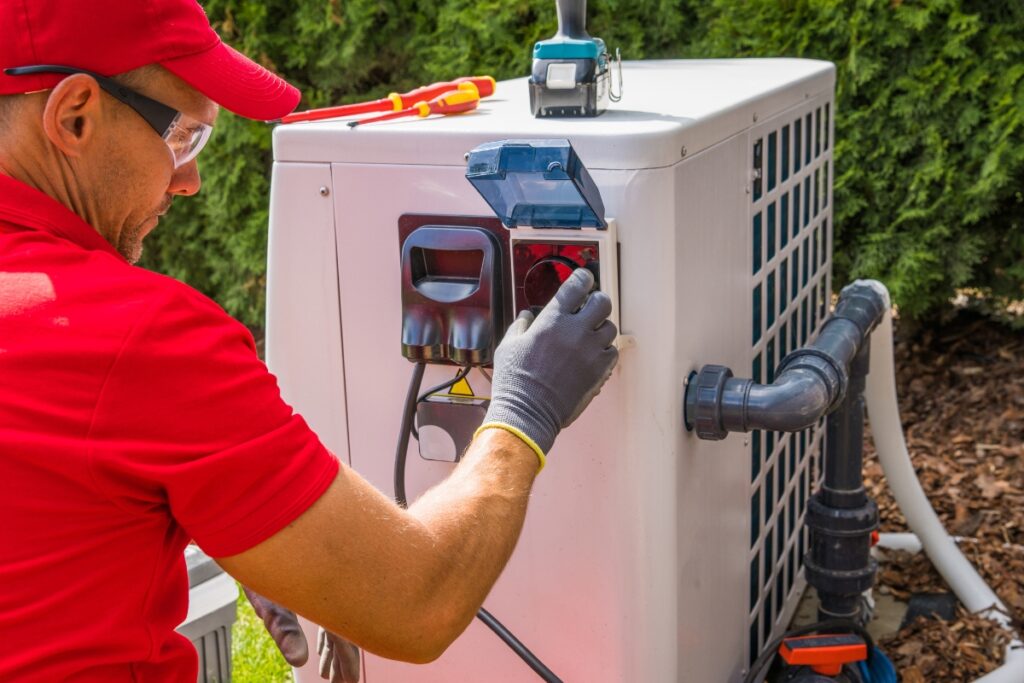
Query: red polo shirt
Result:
<box><xmin>0</xmin><ymin>173</ymin><xmax>339</xmax><ymax>681</ymax></box>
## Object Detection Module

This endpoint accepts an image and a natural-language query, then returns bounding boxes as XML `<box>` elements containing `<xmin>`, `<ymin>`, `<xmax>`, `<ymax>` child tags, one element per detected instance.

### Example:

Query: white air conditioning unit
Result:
<box><xmin>266</xmin><ymin>59</ymin><xmax>835</xmax><ymax>682</ymax></box>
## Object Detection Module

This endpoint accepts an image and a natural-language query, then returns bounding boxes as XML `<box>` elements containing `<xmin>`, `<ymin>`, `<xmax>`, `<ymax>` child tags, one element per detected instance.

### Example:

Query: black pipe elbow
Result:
<box><xmin>742</xmin><ymin>369</ymin><xmax>833</xmax><ymax>432</ymax></box>
<box><xmin>684</xmin><ymin>280</ymin><xmax>888</xmax><ymax>440</ymax></box>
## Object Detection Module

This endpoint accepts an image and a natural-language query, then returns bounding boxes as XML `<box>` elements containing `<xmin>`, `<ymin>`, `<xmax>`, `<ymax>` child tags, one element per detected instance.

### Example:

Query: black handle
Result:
<box><xmin>555</xmin><ymin>0</ymin><xmax>590</xmax><ymax>40</ymax></box>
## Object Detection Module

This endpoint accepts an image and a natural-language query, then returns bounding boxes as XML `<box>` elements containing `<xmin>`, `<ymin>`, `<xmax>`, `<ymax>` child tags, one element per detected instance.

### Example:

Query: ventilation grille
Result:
<box><xmin>748</xmin><ymin>99</ymin><xmax>833</xmax><ymax>667</ymax></box>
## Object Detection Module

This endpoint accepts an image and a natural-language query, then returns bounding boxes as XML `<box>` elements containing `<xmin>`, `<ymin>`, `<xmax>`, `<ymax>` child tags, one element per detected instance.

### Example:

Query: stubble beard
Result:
<box><xmin>117</xmin><ymin>219</ymin><xmax>147</xmax><ymax>264</ymax></box>
<box><xmin>119</xmin><ymin>197</ymin><xmax>171</xmax><ymax>264</ymax></box>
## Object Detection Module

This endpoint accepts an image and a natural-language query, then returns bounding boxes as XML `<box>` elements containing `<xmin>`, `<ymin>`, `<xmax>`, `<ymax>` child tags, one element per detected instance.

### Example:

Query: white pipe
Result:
<box><xmin>878</xmin><ymin>533</ymin><xmax>1024</xmax><ymax>555</ymax></box>
<box><xmin>863</xmin><ymin>281</ymin><xmax>1024</xmax><ymax>682</ymax></box>
<box><xmin>875</xmin><ymin>531</ymin><xmax>922</xmax><ymax>553</ymax></box>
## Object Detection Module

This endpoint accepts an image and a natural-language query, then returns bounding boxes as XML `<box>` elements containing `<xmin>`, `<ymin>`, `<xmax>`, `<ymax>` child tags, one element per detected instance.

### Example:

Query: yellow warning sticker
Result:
<box><xmin>448</xmin><ymin>376</ymin><xmax>474</xmax><ymax>397</ymax></box>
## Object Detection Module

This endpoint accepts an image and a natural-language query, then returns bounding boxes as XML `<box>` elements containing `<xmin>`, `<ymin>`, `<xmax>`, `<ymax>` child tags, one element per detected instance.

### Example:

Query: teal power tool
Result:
<box><xmin>528</xmin><ymin>0</ymin><xmax>621</xmax><ymax>117</ymax></box>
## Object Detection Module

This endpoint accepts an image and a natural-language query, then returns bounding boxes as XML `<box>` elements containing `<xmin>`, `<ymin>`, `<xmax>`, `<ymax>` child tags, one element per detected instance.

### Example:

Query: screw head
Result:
<box><xmin>319</xmin><ymin>186</ymin><xmax>330</xmax><ymax>197</ymax></box>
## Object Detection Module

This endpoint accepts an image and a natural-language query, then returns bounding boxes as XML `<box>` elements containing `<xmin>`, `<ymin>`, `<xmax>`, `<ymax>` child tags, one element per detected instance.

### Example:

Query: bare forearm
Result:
<box><xmin>217</xmin><ymin>429</ymin><xmax>538</xmax><ymax>663</ymax></box>
<box><xmin>405</xmin><ymin>428</ymin><xmax>538</xmax><ymax>638</ymax></box>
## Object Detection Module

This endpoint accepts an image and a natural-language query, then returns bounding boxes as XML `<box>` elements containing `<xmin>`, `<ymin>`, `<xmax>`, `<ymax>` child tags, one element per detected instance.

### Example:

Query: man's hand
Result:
<box><xmin>318</xmin><ymin>626</ymin><xmax>361</xmax><ymax>682</ymax></box>
<box><xmin>242</xmin><ymin>585</ymin><xmax>309</xmax><ymax>666</ymax></box>
<box><xmin>481</xmin><ymin>267</ymin><xmax>618</xmax><ymax>460</ymax></box>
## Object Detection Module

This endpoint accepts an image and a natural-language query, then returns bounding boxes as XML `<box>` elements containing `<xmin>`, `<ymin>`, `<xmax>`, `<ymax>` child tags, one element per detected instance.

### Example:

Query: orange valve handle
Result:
<box><xmin>778</xmin><ymin>633</ymin><xmax>868</xmax><ymax>677</ymax></box>
<box><xmin>281</xmin><ymin>75</ymin><xmax>495</xmax><ymax>124</ymax></box>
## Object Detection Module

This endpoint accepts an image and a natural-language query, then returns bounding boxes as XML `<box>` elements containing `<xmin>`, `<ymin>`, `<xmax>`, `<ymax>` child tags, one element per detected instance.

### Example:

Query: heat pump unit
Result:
<box><xmin>267</xmin><ymin>59</ymin><xmax>836</xmax><ymax>682</ymax></box>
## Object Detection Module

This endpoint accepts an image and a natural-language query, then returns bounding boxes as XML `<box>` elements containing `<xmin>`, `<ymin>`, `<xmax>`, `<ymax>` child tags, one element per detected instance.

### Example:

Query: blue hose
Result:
<box><xmin>858</xmin><ymin>646</ymin><xmax>897</xmax><ymax>683</ymax></box>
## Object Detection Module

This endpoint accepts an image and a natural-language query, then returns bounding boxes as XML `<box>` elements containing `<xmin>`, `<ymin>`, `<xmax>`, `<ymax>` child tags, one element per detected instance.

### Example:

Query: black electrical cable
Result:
<box><xmin>395</xmin><ymin>363</ymin><xmax>562</xmax><ymax>683</ymax></box>
<box><xmin>394</xmin><ymin>362</ymin><xmax>426</xmax><ymax>508</ymax></box>
<box><xmin>417</xmin><ymin>364</ymin><xmax>473</xmax><ymax>404</ymax></box>
<box><xmin>742</xmin><ymin>618</ymin><xmax>877</xmax><ymax>683</ymax></box>
<box><xmin>410</xmin><ymin>364</ymin><xmax>474</xmax><ymax>440</ymax></box>
<box><xmin>477</xmin><ymin>607</ymin><xmax>563</xmax><ymax>683</ymax></box>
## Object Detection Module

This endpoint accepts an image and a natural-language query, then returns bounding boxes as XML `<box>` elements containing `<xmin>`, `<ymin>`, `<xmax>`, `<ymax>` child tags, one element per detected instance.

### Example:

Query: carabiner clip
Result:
<box><xmin>609</xmin><ymin>47</ymin><xmax>623</xmax><ymax>103</ymax></box>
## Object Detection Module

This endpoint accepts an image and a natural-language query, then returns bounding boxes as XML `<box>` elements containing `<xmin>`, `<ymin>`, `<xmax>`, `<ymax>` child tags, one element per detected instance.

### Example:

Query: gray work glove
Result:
<box><xmin>318</xmin><ymin>625</ymin><xmax>362</xmax><ymax>683</ymax></box>
<box><xmin>242</xmin><ymin>586</ymin><xmax>309</xmax><ymax>666</ymax></box>
<box><xmin>481</xmin><ymin>268</ymin><xmax>618</xmax><ymax>462</ymax></box>
<box><xmin>242</xmin><ymin>586</ymin><xmax>360</xmax><ymax>681</ymax></box>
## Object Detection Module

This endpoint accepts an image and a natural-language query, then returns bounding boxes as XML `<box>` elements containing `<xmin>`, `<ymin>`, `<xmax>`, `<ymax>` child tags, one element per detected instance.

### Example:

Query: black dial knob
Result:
<box><xmin>523</xmin><ymin>256</ymin><xmax>580</xmax><ymax>310</ymax></box>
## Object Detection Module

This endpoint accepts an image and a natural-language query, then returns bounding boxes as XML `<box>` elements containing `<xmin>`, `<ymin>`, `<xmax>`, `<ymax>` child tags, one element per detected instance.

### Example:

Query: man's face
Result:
<box><xmin>88</xmin><ymin>68</ymin><xmax>218</xmax><ymax>263</ymax></box>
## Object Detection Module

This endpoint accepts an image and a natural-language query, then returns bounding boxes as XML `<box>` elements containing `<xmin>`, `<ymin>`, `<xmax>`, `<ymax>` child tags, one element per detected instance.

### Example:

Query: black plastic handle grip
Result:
<box><xmin>555</xmin><ymin>0</ymin><xmax>590</xmax><ymax>40</ymax></box>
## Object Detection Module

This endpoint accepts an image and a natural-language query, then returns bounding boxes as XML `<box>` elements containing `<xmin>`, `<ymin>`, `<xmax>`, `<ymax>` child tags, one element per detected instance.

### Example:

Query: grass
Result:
<box><xmin>231</xmin><ymin>582</ymin><xmax>294</xmax><ymax>683</ymax></box>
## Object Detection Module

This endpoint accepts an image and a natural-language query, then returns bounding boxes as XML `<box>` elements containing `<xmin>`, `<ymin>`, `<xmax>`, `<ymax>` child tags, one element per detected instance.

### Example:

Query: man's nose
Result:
<box><xmin>167</xmin><ymin>159</ymin><xmax>202</xmax><ymax>197</ymax></box>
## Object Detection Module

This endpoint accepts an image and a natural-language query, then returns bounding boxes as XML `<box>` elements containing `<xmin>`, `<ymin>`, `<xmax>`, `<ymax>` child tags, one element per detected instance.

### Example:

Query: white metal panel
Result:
<box><xmin>265</xmin><ymin>162</ymin><xmax>355</xmax><ymax>683</ymax></box>
<box><xmin>671</xmin><ymin>133</ymin><xmax>755</xmax><ymax>682</ymax></box>
<box><xmin>265</xmin><ymin>162</ymin><xmax>349</xmax><ymax>460</ymax></box>
<box><xmin>273</xmin><ymin>59</ymin><xmax>835</xmax><ymax>171</ymax></box>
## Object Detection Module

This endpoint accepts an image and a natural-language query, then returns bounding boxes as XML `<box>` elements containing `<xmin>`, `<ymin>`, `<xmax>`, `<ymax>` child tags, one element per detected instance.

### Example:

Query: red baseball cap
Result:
<box><xmin>0</xmin><ymin>0</ymin><xmax>300</xmax><ymax>121</ymax></box>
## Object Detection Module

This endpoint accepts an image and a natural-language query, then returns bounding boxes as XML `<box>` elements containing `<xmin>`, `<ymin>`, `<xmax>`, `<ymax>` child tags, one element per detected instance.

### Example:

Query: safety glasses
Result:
<box><xmin>3</xmin><ymin>64</ymin><xmax>212</xmax><ymax>169</ymax></box>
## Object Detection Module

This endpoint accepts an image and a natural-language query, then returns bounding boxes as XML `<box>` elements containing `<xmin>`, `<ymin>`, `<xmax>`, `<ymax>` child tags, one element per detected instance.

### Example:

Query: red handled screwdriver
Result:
<box><xmin>347</xmin><ymin>86</ymin><xmax>481</xmax><ymax>127</ymax></box>
<box><xmin>280</xmin><ymin>76</ymin><xmax>495</xmax><ymax>124</ymax></box>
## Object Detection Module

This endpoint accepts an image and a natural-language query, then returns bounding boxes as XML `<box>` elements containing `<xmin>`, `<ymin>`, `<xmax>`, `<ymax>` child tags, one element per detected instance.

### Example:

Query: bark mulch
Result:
<box><xmin>862</xmin><ymin>313</ymin><xmax>1024</xmax><ymax>680</ymax></box>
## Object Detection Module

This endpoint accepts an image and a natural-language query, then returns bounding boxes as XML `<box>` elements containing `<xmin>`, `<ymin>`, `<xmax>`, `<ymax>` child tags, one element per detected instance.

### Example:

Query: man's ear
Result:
<box><xmin>41</xmin><ymin>74</ymin><xmax>104</xmax><ymax>159</ymax></box>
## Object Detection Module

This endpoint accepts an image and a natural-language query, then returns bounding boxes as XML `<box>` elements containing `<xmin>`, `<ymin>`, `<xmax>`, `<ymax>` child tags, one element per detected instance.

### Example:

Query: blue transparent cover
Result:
<box><xmin>465</xmin><ymin>139</ymin><xmax>606</xmax><ymax>229</ymax></box>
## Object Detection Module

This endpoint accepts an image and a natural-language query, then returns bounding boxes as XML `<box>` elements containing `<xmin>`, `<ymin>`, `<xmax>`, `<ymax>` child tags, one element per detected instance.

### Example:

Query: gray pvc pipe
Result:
<box><xmin>686</xmin><ymin>281</ymin><xmax>888</xmax><ymax>439</ymax></box>
<box><xmin>719</xmin><ymin>369</ymin><xmax>831</xmax><ymax>432</ymax></box>
<box><xmin>716</xmin><ymin>315</ymin><xmax>870</xmax><ymax>433</ymax></box>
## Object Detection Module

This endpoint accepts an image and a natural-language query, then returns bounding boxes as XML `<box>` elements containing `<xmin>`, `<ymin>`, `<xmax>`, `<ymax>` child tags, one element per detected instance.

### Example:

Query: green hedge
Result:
<box><xmin>694</xmin><ymin>0</ymin><xmax>1024</xmax><ymax>323</ymax></box>
<box><xmin>143</xmin><ymin>0</ymin><xmax>1023</xmax><ymax>330</ymax></box>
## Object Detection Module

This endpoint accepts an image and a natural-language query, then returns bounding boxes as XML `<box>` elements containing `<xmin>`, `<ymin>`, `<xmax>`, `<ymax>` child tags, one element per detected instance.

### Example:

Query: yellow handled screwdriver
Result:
<box><xmin>348</xmin><ymin>85</ymin><xmax>481</xmax><ymax>128</ymax></box>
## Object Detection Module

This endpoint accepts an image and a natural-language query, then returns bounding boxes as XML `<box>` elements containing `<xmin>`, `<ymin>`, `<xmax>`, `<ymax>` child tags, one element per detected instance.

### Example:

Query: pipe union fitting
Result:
<box><xmin>684</xmin><ymin>365</ymin><xmax>733</xmax><ymax>440</ymax></box>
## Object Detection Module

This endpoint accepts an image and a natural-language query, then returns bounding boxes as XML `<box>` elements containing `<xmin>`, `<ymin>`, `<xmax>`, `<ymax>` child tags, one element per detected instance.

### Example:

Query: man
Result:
<box><xmin>0</xmin><ymin>1</ymin><xmax>618</xmax><ymax>681</ymax></box>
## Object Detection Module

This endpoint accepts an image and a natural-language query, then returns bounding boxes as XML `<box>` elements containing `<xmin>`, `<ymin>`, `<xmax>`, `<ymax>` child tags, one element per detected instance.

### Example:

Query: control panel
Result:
<box><xmin>508</xmin><ymin>221</ymin><xmax>620</xmax><ymax>332</ymax></box>
<box><xmin>394</xmin><ymin>139</ymin><xmax>625</xmax><ymax>464</ymax></box>
<box><xmin>513</xmin><ymin>241</ymin><xmax>599</xmax><ymax>314</ymax></box>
